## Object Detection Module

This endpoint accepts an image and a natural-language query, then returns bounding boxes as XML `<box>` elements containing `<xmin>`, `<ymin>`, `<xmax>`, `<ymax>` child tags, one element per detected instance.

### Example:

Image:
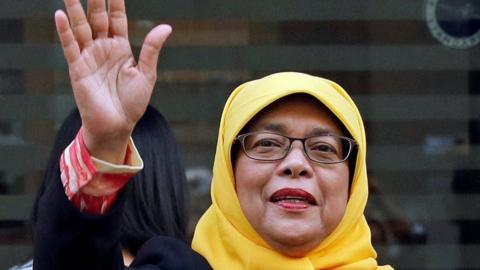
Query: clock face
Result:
<box><xmin>426</xmin><ymin>0</ymin><xmax>480</xmax><ymax>48</ymax></box>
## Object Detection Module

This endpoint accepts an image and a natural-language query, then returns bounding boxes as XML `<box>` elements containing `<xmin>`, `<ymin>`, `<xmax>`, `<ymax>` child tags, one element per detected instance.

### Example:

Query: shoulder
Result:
<box><xmin>131</xmin><ymin>236</ymin><xmax>212</xmax><ymax>270</ymax></box>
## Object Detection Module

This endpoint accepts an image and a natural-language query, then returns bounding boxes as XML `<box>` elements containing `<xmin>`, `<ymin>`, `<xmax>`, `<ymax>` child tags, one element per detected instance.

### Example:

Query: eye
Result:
<box><xmin>310</xmin><ymin>142</ymin><xmax>337</xmax><ymax>154</ymax></box>
<box><xmin>253</xmin><ymin>138</ymin><xmax>283</xmax><ymax>148</ymax></box>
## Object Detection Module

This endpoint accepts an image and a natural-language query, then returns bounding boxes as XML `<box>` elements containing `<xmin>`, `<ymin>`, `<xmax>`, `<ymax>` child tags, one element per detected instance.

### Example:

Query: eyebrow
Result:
<box><xmin>258</xmin><ymin>123</ymin><xmax>284</xmax><ymax>133</ymax></box>
<box><xmin>309</xmin><ymin>127</ymin><xmax>335</xmax><ymax>136</ymax></box>
<box><xmin>254</xmin><ymin>123</ymin><xmax>335</xmax><ymax>136</ymax></box>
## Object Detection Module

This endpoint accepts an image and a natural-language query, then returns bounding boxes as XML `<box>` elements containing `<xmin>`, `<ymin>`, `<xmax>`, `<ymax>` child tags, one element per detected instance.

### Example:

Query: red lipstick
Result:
<box><xmin>270</xmin><ymin>188</ymin><xmax>317</xmax><ymax>209</ymax></box>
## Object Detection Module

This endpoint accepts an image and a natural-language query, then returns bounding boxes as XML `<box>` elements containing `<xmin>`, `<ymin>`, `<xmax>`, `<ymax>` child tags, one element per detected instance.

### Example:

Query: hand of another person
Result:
<box><xmin>55</xmin><ymin>0</ymin><xmax>171</xmax><ymax>163</ymax></box>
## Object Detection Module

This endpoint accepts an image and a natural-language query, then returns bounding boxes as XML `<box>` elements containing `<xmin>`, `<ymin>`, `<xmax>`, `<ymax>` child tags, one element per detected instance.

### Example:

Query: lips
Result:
<box><xmin>269</xmin><ymin>188</ymin><xmax>317</xmax><ymax>209</ymax></box>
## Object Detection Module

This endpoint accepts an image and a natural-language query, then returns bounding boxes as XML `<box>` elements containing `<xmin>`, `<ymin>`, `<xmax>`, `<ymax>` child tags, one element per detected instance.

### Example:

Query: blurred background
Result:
<box><xmin>1</xmin><ymin>0</ymin><xmax>479</xmax><ymax>269</ymax></box>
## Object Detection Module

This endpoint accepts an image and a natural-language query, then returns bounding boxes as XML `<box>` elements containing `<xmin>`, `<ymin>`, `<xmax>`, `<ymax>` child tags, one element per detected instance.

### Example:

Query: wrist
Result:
<box><xmin>81</xmin><ymin>127</ymin><xmax>131</xmax><ymax>165</ymax></box>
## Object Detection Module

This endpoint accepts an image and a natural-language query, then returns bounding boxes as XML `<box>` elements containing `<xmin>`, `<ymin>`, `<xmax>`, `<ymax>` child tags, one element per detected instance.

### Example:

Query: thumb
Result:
<box><xmin>138</xmin><ymin>24</ymin><xmax>172</xmax><ymax>81</ymax></box>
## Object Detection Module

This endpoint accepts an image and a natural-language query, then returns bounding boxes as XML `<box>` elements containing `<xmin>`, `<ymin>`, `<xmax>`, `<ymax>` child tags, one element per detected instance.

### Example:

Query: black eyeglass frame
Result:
<box><xmin>234</xmin><ymin>131</ymin><xmax>357</xmax><ymax>164</ymax></box>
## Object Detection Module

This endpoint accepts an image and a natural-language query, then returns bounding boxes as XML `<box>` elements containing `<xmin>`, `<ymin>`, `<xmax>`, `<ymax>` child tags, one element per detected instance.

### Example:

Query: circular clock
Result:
<box><xmin>426</xmin><ymin>0</ymin><xmax>480</xmax><ymax>48</ymax></box>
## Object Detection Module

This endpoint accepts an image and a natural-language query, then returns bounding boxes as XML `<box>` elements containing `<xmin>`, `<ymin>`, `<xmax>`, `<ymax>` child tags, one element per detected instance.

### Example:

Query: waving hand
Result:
<box><xmin>55</xmin><ymin>0</ymin><xmax>171</xmax><ymax>162</ymax></box>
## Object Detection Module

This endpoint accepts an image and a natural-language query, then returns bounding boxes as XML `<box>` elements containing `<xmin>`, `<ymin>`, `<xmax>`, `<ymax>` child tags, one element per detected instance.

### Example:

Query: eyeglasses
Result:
<box><xmin>235</xmin><ymin>132</ymin><xmax>356</xmax><ymax>164</ymax></box>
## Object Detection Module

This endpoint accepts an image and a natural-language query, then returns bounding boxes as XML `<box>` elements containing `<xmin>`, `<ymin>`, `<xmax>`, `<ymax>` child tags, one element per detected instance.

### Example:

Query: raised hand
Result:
<box><xmin>55</xmin><ymin>0</ymin><xmax>171</xmax><ymax>163</ymax></box>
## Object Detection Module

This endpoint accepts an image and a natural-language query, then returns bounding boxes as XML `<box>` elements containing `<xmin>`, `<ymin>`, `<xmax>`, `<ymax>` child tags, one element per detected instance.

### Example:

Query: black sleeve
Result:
<box><xmin>33</xmin><ymin>174</ymin><xmax>126</xmax><ymax>270</ymax></box>
<box><xmin>129</xmin><ymin>236</ymin><xmax>212</xmax><ymax>270</ymax></box>
<box><xmin>32</xmin><ymin>176</ymin><xmax>212</xmax><ymax>270</ymax></box>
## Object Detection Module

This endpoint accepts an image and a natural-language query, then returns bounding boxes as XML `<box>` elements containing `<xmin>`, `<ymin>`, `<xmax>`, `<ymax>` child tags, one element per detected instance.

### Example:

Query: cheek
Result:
<box><xmin>234</xmin><ymin>156</ymin><xmax>271</xmax><ymax>215</ymax></box>
<box><xmin>334</xmin><ymin>177</ymin><xmax>349</xmax><ymax>216</ymax></box>
<box><xmin>234</xmin><ymin>157</ymin><xmax>262</xmax><ymax>224</ymax></box>
<box><xmin>234</xmin><ymin>155</ymin><xmax>254</xmax><ymax>199</ymax></box>
<box><xmin>234</xmin><ymin>155</ymin><xmax>263</xmax><ymax>195</ymax></box>
<box><xmin>233</xmin><ymin>154</ymin><xmax>247</xmax><ymax>191</ymax></box>
<box><xmin>318</xmin><ymin>165</ymin><xmax>350</xmax><ymax>207</ymax></box>
<box><xmin>331</xmin><ymin>164</ymin><xmax>349</xmax><ymax>192</ymax></box>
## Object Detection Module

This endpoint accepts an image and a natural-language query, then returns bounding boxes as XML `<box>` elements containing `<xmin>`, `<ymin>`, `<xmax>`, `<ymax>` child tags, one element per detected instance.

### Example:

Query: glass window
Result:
<box><xmin>1</xmin><ymin>1</ymin><xmax>479</xmax><ymax>269</ymax></box>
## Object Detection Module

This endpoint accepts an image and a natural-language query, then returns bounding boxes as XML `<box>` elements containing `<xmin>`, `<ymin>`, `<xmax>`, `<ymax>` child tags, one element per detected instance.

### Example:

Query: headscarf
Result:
<box><xmin>192</xmin><ymin>72</ymin><xmax>393</xmax><ymax>270</ymax></box>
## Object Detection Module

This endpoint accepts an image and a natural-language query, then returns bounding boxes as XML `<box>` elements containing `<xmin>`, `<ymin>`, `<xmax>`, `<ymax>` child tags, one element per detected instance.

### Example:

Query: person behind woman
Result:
<box><xmin>11</xmin><ymin>106</ymin><xmax>189</xmax><ymax>269</ymax></box>
<box><xmin>32</xmin><ymin>107</ymin><xmax>210</xmax><ymax>269</ymax></box>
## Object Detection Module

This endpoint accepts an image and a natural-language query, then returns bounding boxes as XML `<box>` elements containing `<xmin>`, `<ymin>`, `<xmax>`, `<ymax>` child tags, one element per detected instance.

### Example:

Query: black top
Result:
<box><xmin>32</xmin><ymin>175</ymin><xmax>211</xmax><ymax>270</ymax></box>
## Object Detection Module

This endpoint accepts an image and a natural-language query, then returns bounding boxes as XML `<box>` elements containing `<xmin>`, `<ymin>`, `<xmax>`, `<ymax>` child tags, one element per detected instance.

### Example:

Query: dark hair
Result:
<box><xmin>121</xmin><ymin>106</ymin><xmax>189</xmax><ymax>254</ymax></box>
<box><xmin>32</xmin><ymin>105</ymin><xmax>188</xmax><ymax>255</ymax></box>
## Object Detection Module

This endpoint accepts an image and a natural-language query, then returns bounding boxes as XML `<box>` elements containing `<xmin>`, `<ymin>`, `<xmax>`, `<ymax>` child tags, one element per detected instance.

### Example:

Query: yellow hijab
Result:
<box><xmin>192</xmin><ymin>72</ymin><xmax>393</xmax><ymax>270</ymax></box>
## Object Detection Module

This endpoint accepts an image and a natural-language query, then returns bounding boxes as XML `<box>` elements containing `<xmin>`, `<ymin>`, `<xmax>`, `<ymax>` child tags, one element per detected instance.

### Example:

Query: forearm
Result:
<box><xmin>33</xmin><ymin>128</ymin><xmax>142</xmax><ymax>269</ymax></box>
<box><xmin>33</xmin><ymin>168</ymin><xmax>126</xmax><ymax>270</ymax></box>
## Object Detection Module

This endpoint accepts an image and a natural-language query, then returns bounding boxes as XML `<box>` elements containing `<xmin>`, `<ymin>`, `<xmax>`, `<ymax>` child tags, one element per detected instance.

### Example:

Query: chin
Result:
<box><xmin>264</xmin><ymin>225</ymin><xmax>323</xmax><ymax>258</ymax></box>
<box><xmin>269</xmin><ymin>239</ymin><xmax>318</xmax><ymax>258</ymax></box>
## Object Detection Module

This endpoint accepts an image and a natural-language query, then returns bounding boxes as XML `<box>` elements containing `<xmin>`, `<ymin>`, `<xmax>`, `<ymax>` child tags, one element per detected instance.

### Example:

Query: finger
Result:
<box><xmin>87</xmin><ymin>0</ymin><xmax>108</xmax><ymax>38</ymax></box>
<box><xmin>64</xmin><ymin>0</ymin><xmax>93</xmax><ymax>48</ymax></box>
<box><xmin>108</xmin><ymin>0</ymin><xmax>128</xmax><ymax>38</ymax></box>
<box><xmin>138</xmin><ymin>25</ymin><xmax>172</xmax><ymax>81</ymax></box>
<box><xmin>55</xmin><ymin>10</ymin><xmax>81</xmax><ymax>65</ymax></box>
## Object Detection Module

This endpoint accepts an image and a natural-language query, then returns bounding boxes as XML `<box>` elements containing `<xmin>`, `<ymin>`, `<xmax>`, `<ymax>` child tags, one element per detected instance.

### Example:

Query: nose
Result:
<box><xmin>277</xmin><ymin>141</ymin><xmax>313</xmax><ymax>178</ymax></box>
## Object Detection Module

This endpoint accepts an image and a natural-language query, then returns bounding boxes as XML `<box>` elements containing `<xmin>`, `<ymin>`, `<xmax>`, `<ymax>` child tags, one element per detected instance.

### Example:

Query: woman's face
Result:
<box><xmin>234</xmin><ymin>95</ymin><xmax>350</xmax><ymax>257</ymax></box>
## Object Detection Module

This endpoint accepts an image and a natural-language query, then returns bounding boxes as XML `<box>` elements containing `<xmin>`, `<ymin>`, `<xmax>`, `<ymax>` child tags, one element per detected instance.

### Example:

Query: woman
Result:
<box><xmin>191</xmin><ymin>72</ymin><xmax>392</xmax><ymax>269</ymax></box>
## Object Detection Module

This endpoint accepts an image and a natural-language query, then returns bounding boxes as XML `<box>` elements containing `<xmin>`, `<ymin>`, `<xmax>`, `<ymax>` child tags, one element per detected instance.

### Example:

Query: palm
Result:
<box><xmin>55</xmin><ymin>0</ymin><xmax>171</xmax><ymax>160</ymax></box>
<box><xmin>70</xmin><ymin>37</ymin><xmax>149</xmax><ymax>134</ymax></box>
